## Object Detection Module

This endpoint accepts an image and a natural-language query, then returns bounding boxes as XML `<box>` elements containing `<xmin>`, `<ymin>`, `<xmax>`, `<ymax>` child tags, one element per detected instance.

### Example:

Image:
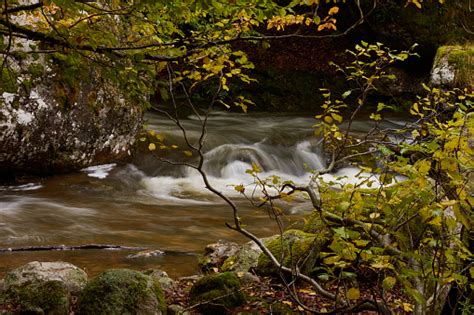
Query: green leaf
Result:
<box><xmin>331</xmin><ymin>113</ymin><xmax>343</xmax><ymax>123</ymax></box>
<box><xmin>336</xmin><ymin>201</ymin><xmax>350</xmax><ymax>212</ymax></box>
<box><xmin>342</xmin><ymin>90</ymin><xmax>352</xmax><ymax>99</ymax></box>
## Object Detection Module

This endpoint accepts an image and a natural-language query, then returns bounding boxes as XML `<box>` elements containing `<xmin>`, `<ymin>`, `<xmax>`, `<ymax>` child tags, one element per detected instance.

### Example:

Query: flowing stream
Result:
<box><xmin>0</xmin><ymin>111</ymin><xmax>406</xmax><ymax>277</ymax></box>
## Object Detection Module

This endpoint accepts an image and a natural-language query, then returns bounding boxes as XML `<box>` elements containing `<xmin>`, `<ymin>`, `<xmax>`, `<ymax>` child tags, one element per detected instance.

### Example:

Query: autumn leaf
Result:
<box><xmin>347</xmin><ymin>287</ymin><xmax>360</xmax><ymax>300</ymax></box>
<box><xmin>328</xmin><ymin>7</ymin><xmax>339</xmax><ymax>16</ymax></box>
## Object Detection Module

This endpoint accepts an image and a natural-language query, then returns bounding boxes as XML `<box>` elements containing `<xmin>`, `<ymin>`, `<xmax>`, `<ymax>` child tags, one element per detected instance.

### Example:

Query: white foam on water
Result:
<box><xmin>81</xmin><ymin>163</ymin><xmax>117</xmax><ymax>179</ymax></box>
<box><xmin>141</xmin><ymin>165</ymin><xmax>404</xmax><ymax>206</ymax></box>
<box><xmin>0</xmin><ymin>183</ymin><xmax>42</xmax><ymax>191</ymax></box>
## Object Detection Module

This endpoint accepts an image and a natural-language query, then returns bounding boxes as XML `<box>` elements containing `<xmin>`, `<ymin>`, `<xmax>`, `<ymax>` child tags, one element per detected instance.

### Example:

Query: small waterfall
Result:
<box><xmin>136</xmin><ymin>112</ymin><xmax>408</xmax><ymax>204</ymax></box>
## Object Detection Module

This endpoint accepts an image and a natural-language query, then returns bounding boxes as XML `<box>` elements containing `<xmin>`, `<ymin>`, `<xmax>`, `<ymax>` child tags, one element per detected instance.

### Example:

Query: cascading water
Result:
<box><xmin>0</xmin><ymin>111</ymin><xmax>407</xmax><ymax>277</ymax></box>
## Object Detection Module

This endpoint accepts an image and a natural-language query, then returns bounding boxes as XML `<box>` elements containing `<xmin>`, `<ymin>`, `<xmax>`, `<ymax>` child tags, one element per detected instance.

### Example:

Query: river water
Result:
<box><xmin>0</xmin><ymin>111</ymin><xmax>405</xmax><ymax>277</ymax></box>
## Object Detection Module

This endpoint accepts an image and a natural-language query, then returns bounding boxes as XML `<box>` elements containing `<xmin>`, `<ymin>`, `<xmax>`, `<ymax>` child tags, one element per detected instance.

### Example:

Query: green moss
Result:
<box><xmin>256</xmin><ymin>229</ymin><xmax>328</xmax><ymax>276</ymax></box>
<box><xmin>27</xmin><ymin>63</ymin><xmax>45</xmax><ymax>79</ymax></box>
<box><xmin>77</xmin><ymin>269</ymin><xmax>165</xmax><ymax>315</ymax></box>
<box><xmin>4</xmin><ymin>280</ymin><xmax>70</xmax><ymax>315</ymax></box>
<box><xmin>11</xmin><ymin>51</ymin><xmax>28</xmax><ymax>61</ymax></box>
<box><xmin>446</xmin><ymin>45</ymin><xmax>474</xmax><ymax>88</ymax></box>
<box><xmin>189</xmin><ymin>272</ymin><xmax>245</xmax><ymax>315</ymax></box>
<box><xmin>0</xmin><ymin>66</ymin><xmax>17</xmax><ymax>93</ymax></box>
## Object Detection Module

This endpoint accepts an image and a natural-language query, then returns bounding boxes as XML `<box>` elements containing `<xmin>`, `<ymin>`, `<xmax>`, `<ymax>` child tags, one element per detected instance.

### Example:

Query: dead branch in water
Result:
<box><xmin>0</xmin><ymin>244</ymin><xmax>147</xmax><ymax>252</ymax></box>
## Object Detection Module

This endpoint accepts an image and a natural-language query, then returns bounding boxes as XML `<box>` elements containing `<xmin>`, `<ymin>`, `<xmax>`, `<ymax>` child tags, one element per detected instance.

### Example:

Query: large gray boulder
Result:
<box><xmin>0</xmin><ymin>261</ymin><xmax>88</xmax><ymax>314</ymax></box>
<box><xmin>0</xmin><ymin>3</ymin><xmax>143</xmax><ymax>177</ymax></box>
<box><xmin>0</xmin><ymin>62</ymin><xmax>143</xmax><ymax>176</ymax></box>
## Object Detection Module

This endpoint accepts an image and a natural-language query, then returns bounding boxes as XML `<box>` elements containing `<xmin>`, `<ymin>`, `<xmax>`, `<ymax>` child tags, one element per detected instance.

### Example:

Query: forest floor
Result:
<box><xmin>166</xmin><ymin>273</ymin><xmax>412</xmax><ymax>314</ymax></box>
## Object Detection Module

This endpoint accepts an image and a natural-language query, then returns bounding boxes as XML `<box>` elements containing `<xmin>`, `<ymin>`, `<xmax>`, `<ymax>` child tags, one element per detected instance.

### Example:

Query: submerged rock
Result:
<box><xmin>1</xmin><ymin>261</ymin><xmax>87</xmax><ymax>314</ymax></box>
<box><xmin>189</xmin><ymin>272</ymin><xmax>245</xmax><ymax>315</ymax></box>
<box><xmin>77</xmin><ymin>269</ymin><xmax>165</xmax><ymax>315</ymax></box>
<box><xmin>126</xmin><ymin>249</ymin><xmax>165</xmax><ymax>259</ymax></box>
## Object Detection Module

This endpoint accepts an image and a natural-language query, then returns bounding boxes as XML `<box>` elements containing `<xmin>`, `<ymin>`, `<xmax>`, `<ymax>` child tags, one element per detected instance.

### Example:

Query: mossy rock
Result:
<box><xmin>143</xmin><ymin>269</ymin><xmax>176</xmax><ymax>291</ymax></box>
<box><xmin>3</xmin><ymin>280</ymin><xmax>70</xmax><ymax>314</ymax></box>
<box><xmin>431</xmin><ymin>44</ymin><xmax>473</xmax><ymax>89</ymax></box>
<box><xmin>221</xmin><ymin>236</ymin><xmax>279</xmax><ymax>273</ymax></box>
<box><xmin>256</xmin><ymin>229</ymin><xmax>328</xmax><ymax>276</ymax></box>
<box><xmin>189</xmin><ymin>272</ymin><xmax>245</xmax><ymax>315</ymax></box>
<box><xmin>77</xmin><ymin>269</ymin><xmax>165</xmax><ymax>315</ymax></box>
<box><xmin>198</xmin><ymin>240</ymin><xmax>240</xmax><ymax>272</ymax></box>
<box><xmin>1</xmin><ymin>261</ymin><xmax>88</xmax><ymax>314</ymax></box>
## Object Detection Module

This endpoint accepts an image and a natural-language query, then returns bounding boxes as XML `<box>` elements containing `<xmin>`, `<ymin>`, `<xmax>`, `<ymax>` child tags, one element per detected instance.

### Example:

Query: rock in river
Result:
<box><xmin>0</xmin><ymin>6</ymin><xmax>143</xmax><ymax>177</ymax></box>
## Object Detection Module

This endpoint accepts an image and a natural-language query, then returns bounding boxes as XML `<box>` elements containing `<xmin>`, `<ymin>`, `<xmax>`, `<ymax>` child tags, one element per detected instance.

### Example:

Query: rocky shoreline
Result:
<box><xmin>0</xmin><ymin>231</ymin><xmax>332</xmax><ymax>315</ymax></box>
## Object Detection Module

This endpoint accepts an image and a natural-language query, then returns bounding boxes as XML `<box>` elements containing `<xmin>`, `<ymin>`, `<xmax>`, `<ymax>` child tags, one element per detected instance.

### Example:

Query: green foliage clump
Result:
<box><xmin>244</xmin><ymin>41</ymin><xmax>473</xmax><ymax>313</ymax></box>
<box><xmin>189</xmin><ymin>272</ymin><xmax>245</xmax><ymax>315</ymax></box>
<box><xmin>77</xmin><ymin>269</ymin><xmax>165</xmax><ymax>315</ymax></box>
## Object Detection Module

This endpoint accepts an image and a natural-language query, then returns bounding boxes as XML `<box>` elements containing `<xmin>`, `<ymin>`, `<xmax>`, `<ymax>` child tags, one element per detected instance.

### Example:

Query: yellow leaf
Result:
<box><xmin>429</xmin><ymin>216</ymin><xmax>442</xmax><ymax>226</ymax></box>
<box><xmin>411</xmin><ymin>0</ymin><xmax>422</xmax><ymax>9</ymax></box>
<box><xmin>331</xmin><ymin>113</ymin><xmax>343</xmax><ymax>123</ymax></box>
<box><xmin>298</xmin><ymin>289</ymin><xmax>316</xmax><ymax>296</ymax></box>
<box><xmin>403</xmin><ymin>303</ymin><xmax>414</xmax><ymax>312</ymax></box>
<box><xmin>234</xmin><ymin>184</ymin><xmax>245</xmax><ymax>193</ymax></box>
<box><xmin>155</xmin><ymin>133</ymin><xmax>164</xmax><ymax>142</ymax></box>
<box><xmin>328</xmin><ymin>6</ymin><xmax>339</xmax><ymax>15</ymax></box>
<box><xmin>416</xmin><ymin>159</ymin><xmax>431</xmax><ymax>174</ymax></box>
<box><xmin>324</xmin><ymin>115</ymin><xmax>333</xmax><ymax>124</ymax></box>
<box><xmin>184</xmin><ymin>150</ymin><xmax>193</xmax><ymax>157</ymax></box>
<box><xmin>369</xmin><ymin>212</ymin><xmax>380</xmax><ymax>219</ymax></box>
<box><xmin>148</xmin><ymin>143</ymin><xmax>156</xmax><ymax>151</ymax></box>
<box><xmin>251</xmin><ymin>162</ymin><xmax>262</xmax><ymax>173</ymax></box>
<box><xmin>347</xmin><ymin>287</ymin><xmax>360</xmax><ymax>300</ymax></box>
